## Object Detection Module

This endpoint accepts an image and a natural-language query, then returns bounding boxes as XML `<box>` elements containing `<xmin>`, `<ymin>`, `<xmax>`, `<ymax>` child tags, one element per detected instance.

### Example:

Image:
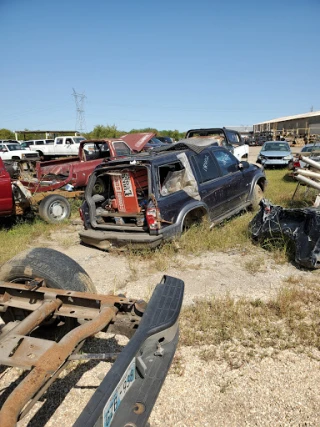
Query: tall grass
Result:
<box><xmin>180</xmin><ymin>281</ymin><xmax>320</xmax><ymax>367</ymax></box>
<box><xmin>264</xmin><ymin>168</ymin><xmax>318</xmax><ymax>207</ymax></box>
<box><xmin>0</xmin><ymin>219</ymin><xmax>61</xmax><ymax>264</ymax></box>
<box><xmin>0</xmin><ymin>197</ymin><xmax>82</xmax><ymax>264</ymax></box>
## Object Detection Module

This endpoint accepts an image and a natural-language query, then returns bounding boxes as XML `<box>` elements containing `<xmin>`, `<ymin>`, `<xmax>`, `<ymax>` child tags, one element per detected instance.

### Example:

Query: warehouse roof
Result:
<box><xmin>255</xmin><ymin>111</ymin><xmax>320</xmax><ymax>125</ymax></box>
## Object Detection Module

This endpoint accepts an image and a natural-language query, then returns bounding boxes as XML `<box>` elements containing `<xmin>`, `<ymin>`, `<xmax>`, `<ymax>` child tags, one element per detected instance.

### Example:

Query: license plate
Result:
<box><xmin>103</xmin><ymin>358</ymin><xmax>136</xmax><ymax>427</ymax></box>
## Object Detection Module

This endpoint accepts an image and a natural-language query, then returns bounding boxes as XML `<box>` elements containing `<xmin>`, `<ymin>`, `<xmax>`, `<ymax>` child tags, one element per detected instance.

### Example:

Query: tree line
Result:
<box><xmin>0</xmin><ymin>125</ymin><xmax>186</xmax><ymax>141</ymax></box>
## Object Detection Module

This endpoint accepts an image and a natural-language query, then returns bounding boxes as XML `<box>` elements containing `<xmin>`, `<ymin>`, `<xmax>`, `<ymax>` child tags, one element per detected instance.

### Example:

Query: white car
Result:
<box><xmin>0</xmin><ymin>141</ymin><xmax>40</xmax><ymax>161</ymax></box>
<box><xmin>20</xmin><ymin>139</ymin><xmax>54</xmax><ymax>149</ymax></box>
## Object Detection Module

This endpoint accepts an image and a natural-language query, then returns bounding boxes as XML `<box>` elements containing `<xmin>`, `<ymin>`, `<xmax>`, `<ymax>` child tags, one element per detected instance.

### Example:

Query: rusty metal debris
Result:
<box><xmin>0</xmin><ymin>281</ymin><xmax>143</xmax><ymax>426</ymax></box>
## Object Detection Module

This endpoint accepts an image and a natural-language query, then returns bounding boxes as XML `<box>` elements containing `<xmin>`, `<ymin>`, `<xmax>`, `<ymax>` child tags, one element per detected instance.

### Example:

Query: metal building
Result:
<box><xmin>253</xmin><ymin>111</ymin><xmax>320</xmax><ymax>138</ymax></box>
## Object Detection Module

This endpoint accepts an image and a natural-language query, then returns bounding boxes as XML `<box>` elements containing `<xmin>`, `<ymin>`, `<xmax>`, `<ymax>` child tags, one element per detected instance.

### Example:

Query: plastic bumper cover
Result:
<box><xmin>79</xmin><ymin>229</ymin><xmax>163</xmax><ymax>249</ymax></box>
<box><xmin>73</xmin><ymin>275</ymin><xmax>184</xmax><ymax>427</ymax></box>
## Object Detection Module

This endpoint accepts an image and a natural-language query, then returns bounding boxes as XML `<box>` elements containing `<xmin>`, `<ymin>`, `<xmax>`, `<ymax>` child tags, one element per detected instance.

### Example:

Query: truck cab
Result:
<box><xmin>185</xmin><ymin>127</ymin><xmax>249</xmax><ymax>161</ymax></box>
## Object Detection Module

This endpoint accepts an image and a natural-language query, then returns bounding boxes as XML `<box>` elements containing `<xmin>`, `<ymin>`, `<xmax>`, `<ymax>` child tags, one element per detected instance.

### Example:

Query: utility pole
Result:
<box><xmin>72</xmin><ymin>88</ymin><xmax>86</xmax><ymax>134</ymax></box>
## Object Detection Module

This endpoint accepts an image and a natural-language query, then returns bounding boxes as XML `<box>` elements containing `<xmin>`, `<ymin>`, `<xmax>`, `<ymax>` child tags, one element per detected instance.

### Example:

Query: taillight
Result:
<box><xmin>79</xmin><ymin>207</ymin><xmax>84</xmax><ymax>223</ymax></box>
<box><xmin>293</xmin><ymin>160</ymin><xmax>301</xmax><ymax>169</ymax></box>
<box><xmin>146</xmin><ymin>204</ymin><xmax>160</xmax><ymax>231</ymax></box>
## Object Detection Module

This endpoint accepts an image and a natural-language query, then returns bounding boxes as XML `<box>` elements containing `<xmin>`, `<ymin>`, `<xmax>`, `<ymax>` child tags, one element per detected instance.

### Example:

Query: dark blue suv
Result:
<box><xmin>79</xmin><ymin>142</ymin><xmax>266</xmax><ymax>249</ymax></box>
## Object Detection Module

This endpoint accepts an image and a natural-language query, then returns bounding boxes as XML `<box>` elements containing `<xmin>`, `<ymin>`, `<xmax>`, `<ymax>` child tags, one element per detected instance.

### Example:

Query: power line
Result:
<box><xmin>72</xmin><ymin>88</ymin><xmax>86</xmax><ymax>133</ymax></box>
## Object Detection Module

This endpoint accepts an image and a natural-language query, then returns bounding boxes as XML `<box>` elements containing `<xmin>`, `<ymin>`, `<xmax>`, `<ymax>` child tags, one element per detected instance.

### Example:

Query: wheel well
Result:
<box><xmin>256</xmin><ymin>178</ymin><xmax>266</xmax><ymax>191</ymax></box>
<box><xmin>182</xmin><ymin>207</ymin><xmax>208</xmax><ymax>230</ymax></box>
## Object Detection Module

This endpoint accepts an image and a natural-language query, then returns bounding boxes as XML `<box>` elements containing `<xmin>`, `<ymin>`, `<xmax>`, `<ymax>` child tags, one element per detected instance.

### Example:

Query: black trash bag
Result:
<box><xmin>249</xmin><ymin>199</ymin><xmax>320</xmax><ymax>269</ymax></box>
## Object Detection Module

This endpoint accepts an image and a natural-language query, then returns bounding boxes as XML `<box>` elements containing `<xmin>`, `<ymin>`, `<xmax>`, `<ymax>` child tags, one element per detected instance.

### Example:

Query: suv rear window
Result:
<box><xmin>159</xmin><ymin>161</ymin><xmax>184</xmax><ymax>196</ymax></box>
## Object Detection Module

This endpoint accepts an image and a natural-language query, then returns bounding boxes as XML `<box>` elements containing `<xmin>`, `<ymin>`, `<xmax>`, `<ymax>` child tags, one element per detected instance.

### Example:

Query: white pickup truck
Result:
<box><xmin>0</xmin><ymin>141</ymin><xmax>40</xmax><ymax>161</ymax></box>
<box><xmin>31</xmin><ymin>135</ymin><xmax>86</xmax><ymax>159</ymax></box>
<box><xmin>185</xmin><ymin>127</ymin><xmax>249</xmax><ymax>161</ymax></box>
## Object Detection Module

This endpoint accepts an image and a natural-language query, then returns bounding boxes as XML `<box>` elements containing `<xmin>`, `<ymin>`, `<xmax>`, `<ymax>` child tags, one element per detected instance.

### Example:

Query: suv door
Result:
<box><xmin>190</xmin><ymin>149</ymin><xmax>231</xmax><ymax>220</ymax></box>
<box><xmin>211</xmin><ymin>148</ymin><xmax>250</xmax><ymax>210</ymax></box>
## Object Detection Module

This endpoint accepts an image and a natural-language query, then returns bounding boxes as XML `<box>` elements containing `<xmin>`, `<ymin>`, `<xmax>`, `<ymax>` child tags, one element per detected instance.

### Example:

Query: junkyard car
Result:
<box><xmin>184</xmin><ymin>127</ymin><xmax>249</xmax><ymax>161</ymax></box>
<box><xmin>143</xmin><ymin>137</ymin><xmax>167</xmax><ymax>150</ymax></box>
<box><xmin>20</xmin><ymin>139</ymin><xmax>54</xmax><ymax>149</ymax></box>
<box><xmin>157</xmin><ymin>136</ymin><xmax>174</xmax><ymax>144</ymax></box>
<box><xmin>0</xmin><ymin>141</ymin><xmax>40</xmax><ymax>161</ymax></box>
<box><xmin>256</xmin><ymin>141</ymin><xmax>293</xmax><ymax>167</ymax></box>
<box><xmin>289</xmin><ymin>143</ymin><xmax>320</xmax><ymax>170</ymax></box>
<box><xmin>79</xmin><ymin>141</ymin><xmax>266</xmax><ymax>249</ymax></box>
<box><xmin>121</xmin><ymin>132</ymin><xmax>167</xmax><ymax>152</ymax></box>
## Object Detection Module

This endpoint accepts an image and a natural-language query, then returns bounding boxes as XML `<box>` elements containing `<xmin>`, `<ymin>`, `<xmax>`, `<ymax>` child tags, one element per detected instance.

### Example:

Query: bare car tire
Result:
<box><xmin>0</xmin><ymin>248</ymin><xmax>96</xmax><ymax>332</ymax></box>
<box><xmin>251</xmin><ymin>183</ymin><xmax>264</xmax><ymax>211</ymax></box>
<box><xmin>92</xmin><ymin>177</ymin><xmax>106</xmax><ymax>195</ymax></box>
<box><xmin>36</xmin><ymin>150</ymin><xmax>45</xmax><ymax>160</ymax></box>
<box><xmin>39</xmin><ymin>194</ymin><xmax>71</xmax><ymax>223</ymax></box>
<box><xmin>0</xmin><ymin>247</ymin><xmax>96</xmax><ymax>293</ymax></box>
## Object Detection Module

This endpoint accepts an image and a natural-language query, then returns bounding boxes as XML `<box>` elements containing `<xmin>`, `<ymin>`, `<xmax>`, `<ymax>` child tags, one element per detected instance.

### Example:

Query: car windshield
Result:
<box><xmin>74</xmin><ymin>137</ymin><xmax>86</xmax><ymax>144</ymax></box>
<box><xmin>6</xmin><ymin>144</ymin><xmax>23</xmax><ymax>151</ymax></box>
<box><xmin>149</xmin><ymin>137</ymin><xmax>164</xmax><ymax>146</ymax></box>
<box><xmin>188</xmin><ymin>131</ymin><xmax>226</xmax><ymax>145</ymax></box>
<box><xmin>302</xmin><ymin>145</ymin><xmax>320</xmax><ymax>153</ymax></box>
<box><xmin>263</xmin><ymin>142</ymin><xmax>290</xmax><ymax>152</ymax></box>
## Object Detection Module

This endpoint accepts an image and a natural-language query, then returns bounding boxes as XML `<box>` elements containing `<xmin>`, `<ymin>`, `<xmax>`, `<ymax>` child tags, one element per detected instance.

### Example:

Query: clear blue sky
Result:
<box><xmin>1</xmin><ymin>0</ymin><xmax>319</xmax><ymax>133</ymax></box>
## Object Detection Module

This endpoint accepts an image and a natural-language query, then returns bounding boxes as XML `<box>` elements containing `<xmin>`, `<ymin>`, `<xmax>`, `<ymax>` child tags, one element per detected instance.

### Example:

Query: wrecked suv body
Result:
<box><xmin>79</xmin><ymin>142</ymin><xmax>266</xmax><ymax>250</ymax></box>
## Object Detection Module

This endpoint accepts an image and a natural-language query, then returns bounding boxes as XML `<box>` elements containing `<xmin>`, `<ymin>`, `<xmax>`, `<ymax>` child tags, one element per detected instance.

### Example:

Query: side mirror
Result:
<box><xmin>239</xmin><ymin>161</ymin><xmax>250</xmax><ymax>170</ymax></box>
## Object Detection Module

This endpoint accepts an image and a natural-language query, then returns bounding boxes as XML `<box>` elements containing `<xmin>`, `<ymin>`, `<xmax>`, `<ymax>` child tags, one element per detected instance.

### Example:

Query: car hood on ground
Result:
<box><xmin>121</xmin><ymin>132</ymin><xmax>156</xmax><ymax>152</ymax></box>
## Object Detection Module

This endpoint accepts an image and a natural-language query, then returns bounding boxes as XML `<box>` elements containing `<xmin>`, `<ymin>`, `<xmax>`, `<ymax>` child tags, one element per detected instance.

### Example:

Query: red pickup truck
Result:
<box><xmin>0</xmin><ymin>136</ymin><xmax>152</xmax><ymax>224</ymax></box>
<box><xmin>1</xmin><ymin>139</ymin><xmax>135</xmax><ymax>223</ymax></box>
<box><xmin>0</xmin><ymin>158</ymin><xmax>32</xmax><ymax>219</ymax></box>
<box><xmin>0</xmin><ymin>158</ymin><xmax>15</xmax><ymax>216</ymax></box>
<box><xmin>29</xmin><ymin>139</ymin><xmax>133</xmax><ymax>191</ymax></box>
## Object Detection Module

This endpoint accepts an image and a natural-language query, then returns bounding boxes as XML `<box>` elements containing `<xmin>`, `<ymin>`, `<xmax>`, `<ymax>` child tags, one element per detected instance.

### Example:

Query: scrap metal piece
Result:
<box><xmin>0</xmin><ymin>275</ymin><xmax>184</xmax><ymax>427</ymax></box>
<box><xmin>0</xmin><ymin>282</ymin><xmax>143</xmax><ymax>426</ymax></box>
<box><xmin>250</xmin><ymin>199</ymin><xmax>320</xmax><ymax>269</ymax></box>
<box><xmin>0</xmin><ymin>304</ymin><xmax>118</xmax><ymax>427</ymax></box>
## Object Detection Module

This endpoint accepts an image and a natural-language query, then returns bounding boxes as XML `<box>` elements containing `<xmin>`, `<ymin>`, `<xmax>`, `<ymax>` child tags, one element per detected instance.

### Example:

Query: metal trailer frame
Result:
<box><xmin>0</xmin><ymin>276</ymin><xmax>184</xmax><ymax>427</ymax></box>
